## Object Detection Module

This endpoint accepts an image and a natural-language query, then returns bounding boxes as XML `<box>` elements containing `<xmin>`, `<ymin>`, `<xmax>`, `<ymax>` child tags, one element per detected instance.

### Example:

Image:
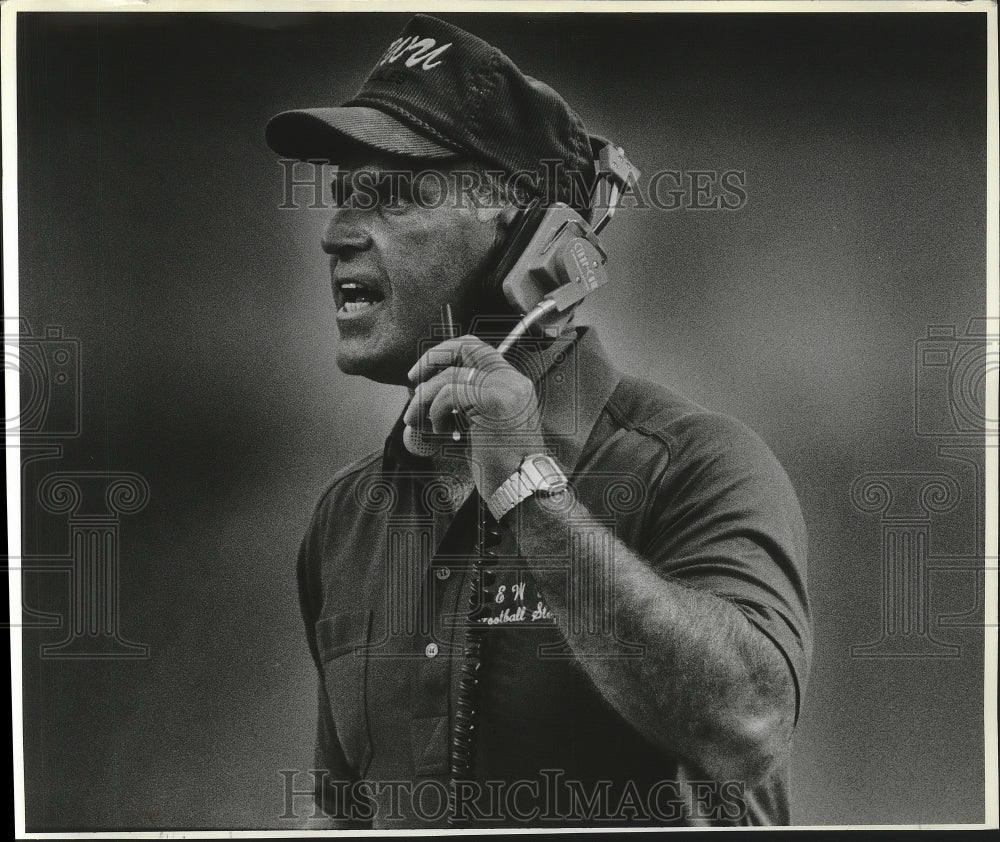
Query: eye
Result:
<box><xmin>330</xmin><ymin>172</ymin><xmax>355</xmax><ymax>207</ymax></box>
<box><xmin>376</xmin><ymin>174</ymin><xmax>414</xmax><ymax>210</ymax></box>
<box><xmin>332</xmin><ymin>168</ymin><xmax>415</xmax><ymax>212</ymax></box>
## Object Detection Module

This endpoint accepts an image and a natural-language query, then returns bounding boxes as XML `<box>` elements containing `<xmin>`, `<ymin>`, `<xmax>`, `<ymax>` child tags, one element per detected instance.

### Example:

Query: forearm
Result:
<box><xmin>511</xmin><ymin>490</ymin><xmax>797</xmax><ymax>785</ymax></box>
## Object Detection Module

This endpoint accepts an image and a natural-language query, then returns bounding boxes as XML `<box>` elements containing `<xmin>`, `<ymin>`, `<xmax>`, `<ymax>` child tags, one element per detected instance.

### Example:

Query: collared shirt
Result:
<box><xmin>296</xmin><ymin>326</ymin><xmax>811</xmax><ymax>828</ymax></box>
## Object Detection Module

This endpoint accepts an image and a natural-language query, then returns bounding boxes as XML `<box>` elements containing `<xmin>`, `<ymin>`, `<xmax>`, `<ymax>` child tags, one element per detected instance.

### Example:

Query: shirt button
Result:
<box><xmin>425</xmin><ymin>642</ymin><xmax>439</xmax><ymax>658</ymax></box>
<box><xmin>435</xmin><ymin>567</ymin><xmax>451</xmax><ymax>581</ymax></box>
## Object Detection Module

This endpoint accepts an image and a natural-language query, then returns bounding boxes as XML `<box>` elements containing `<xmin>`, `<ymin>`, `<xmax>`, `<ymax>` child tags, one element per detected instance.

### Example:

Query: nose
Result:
<box><xmin>321</xmin><ymin>207</ymin><xmax>372</xmax><ymax>257</ymax></box>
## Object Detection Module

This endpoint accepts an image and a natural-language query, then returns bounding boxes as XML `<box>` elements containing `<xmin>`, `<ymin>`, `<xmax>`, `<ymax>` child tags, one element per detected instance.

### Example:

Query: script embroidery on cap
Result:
<box><xmin>377</xmin><ymin>35</ymin><xmax>452</xmax><ymax>71</ymax></box>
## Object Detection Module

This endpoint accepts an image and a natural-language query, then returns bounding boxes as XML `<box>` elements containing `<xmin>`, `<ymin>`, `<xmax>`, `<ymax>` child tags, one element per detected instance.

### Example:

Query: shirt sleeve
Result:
<box><xmin>638</xmin><ymin>411</ymin><xmax>813</xmax><ymax>724</ymax></box>
<box><xmin>296</xmin><ymin>503</ymin><xmax>372</xmax><ymax>829</ymax></box>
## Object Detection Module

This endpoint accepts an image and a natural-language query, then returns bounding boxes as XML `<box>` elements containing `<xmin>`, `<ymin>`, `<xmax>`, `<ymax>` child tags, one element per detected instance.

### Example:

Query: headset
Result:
<box><xmin>402</xmin><ymin>141</ymin><xmax>638</xmax><ymax>457</ymax></box>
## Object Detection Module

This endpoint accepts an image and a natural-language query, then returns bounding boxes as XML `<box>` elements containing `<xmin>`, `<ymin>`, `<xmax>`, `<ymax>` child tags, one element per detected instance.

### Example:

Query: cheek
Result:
<box><xmin>389</xmin><ymin>218</ymin><xmax>496</xmax><ymax>301</ymax></box>
<box><xmin>443</xmin><ymin>214</ymin><xmax>499</xmax><ymax>276</ymax></box>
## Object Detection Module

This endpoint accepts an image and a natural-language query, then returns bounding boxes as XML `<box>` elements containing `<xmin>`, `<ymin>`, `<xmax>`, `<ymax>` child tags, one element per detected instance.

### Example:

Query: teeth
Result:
<box><xmin>342</xmin><ymin>301</ymin><xmax>375</xmax><ymax>313</ymax></box>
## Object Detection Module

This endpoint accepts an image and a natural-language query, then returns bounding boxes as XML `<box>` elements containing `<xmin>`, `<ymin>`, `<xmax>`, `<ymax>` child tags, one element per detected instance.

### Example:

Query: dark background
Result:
<box><xmin>14</xmin><ymin>10</ymin><xmax>988</xmax><ymax>829</ymax></box>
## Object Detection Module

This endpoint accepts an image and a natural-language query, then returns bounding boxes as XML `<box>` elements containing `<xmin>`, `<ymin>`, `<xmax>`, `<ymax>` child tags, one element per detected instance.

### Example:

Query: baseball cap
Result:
<box><xmin>265</xmin><ymin>14</ymin><xmax>599</xmax><ymax>208</ymax></box>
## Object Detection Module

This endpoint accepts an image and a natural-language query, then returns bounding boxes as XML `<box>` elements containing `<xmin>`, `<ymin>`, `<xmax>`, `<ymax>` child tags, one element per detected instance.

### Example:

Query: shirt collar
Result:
<box><xmin>382</xmin><ymin>325</ymin><xmax>622</xmax><ymax>476</ymax></box>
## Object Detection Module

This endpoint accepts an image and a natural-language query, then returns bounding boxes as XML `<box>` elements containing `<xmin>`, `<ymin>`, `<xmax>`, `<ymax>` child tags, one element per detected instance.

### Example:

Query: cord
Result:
<box><xmin>447</xmin><ymin>499</ymin><xmax>501</xmax><ymax>826</ymax></box>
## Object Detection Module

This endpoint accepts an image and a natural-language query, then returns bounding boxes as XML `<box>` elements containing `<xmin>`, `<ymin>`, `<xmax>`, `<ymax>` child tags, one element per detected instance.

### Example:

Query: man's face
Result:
<box><xmin>322</xmin><ymin>153</ymin><xmax>502</xmax><ymax>386</ymax></box>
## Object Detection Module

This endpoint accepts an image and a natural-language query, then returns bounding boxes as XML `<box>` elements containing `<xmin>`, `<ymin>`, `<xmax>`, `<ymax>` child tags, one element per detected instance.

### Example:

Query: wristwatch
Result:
<box><xmin>486</xmin><ymin>453</ymin><xmax>569</xmax><ymax>522</ymax></box>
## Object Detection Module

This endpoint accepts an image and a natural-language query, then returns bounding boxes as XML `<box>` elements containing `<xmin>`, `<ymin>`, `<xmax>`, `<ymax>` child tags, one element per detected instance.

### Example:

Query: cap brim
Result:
<box><xmin>265</xmin><ymin>106</ymin><xmax>460</xmax><ymax>162</ymax></box>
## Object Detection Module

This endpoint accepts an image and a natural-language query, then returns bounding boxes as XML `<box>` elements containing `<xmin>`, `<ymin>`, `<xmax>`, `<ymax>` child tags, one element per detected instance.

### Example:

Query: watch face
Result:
<box><xmin>528</xmin><ymin>455</ymin><xmax>568</xmax><ymax>493</ymax></box>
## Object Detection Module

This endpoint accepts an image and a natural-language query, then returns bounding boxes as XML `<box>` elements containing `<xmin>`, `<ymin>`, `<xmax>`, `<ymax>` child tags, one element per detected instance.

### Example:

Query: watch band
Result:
<box><xmin>486</xmin><ymin>453</ymin><xmax>568</xmax><ymax>521</ymax></box>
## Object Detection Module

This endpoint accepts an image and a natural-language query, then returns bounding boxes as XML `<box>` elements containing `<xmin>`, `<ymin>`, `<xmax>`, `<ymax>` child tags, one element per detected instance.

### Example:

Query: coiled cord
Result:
<box><xmin>448</xmin><ymin>506</ymin><xmax>501</xmax><ymax>826</ymax></box>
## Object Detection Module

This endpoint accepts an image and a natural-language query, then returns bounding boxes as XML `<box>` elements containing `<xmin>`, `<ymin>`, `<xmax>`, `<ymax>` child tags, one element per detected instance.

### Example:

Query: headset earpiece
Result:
<box><xmin>482</xmin><ymin>200</ymin><xmax>548</xmax><ymax>304</ymax></box>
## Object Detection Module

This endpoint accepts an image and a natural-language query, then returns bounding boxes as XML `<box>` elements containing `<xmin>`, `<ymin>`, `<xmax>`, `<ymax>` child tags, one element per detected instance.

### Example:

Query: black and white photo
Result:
<box><xmin>4</xmin><ymin>0</ymin><xmax>996</xmax><ymax>833</ymax></box>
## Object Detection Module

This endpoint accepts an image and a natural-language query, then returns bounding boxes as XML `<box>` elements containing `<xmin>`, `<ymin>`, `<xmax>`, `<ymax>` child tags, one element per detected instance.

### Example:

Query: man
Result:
<box><xmin>266</xmin><ymin>14</ymin><xmax>811</xmax><ymax>829</ymax></box>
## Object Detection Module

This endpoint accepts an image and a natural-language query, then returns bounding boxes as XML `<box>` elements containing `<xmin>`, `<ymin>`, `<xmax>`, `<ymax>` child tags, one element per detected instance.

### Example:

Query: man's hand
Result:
<box><xmin>405</xmin><ymin>335</ymin><xmax>547</xmax><ymax>499</ymax></box>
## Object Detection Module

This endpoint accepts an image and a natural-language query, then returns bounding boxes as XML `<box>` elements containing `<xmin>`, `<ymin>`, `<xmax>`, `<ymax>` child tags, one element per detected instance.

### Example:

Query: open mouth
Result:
<box><xmin>336</xmin><ymin>280</ymin><xmax>386</xmax><ymax>315</ymax></box>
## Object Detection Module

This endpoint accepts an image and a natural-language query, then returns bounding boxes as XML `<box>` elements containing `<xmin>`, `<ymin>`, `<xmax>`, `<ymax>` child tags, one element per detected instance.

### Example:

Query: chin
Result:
<box><xmin>336</xmin><ymin>346</ymin><xmax>410</xmax><ymax>386</ymax></box>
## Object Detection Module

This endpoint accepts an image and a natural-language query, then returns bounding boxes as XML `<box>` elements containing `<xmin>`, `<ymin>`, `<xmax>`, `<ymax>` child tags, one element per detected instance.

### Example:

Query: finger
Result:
<box><xmin>407</xmin><ymin>335</ymin><xmax>506</xmax><ymax>384</ymax></box>
<box><xmin>406</xmin><ymin>338</ymin><xmax>468</xmax><ymax>386</ymax></box>
<box><xmin>427</xmin><ymin>383</ymin><xmax>462</xmax><ymax>435</ymax></box>
<box><xmin>403</xmin><ymin>369</ymin><xmax>452</xmax><ymax>429</ymax></box>
<box><xmin>428</xmin><ymin>377</ymin><xmax>491</xmax><ymax>435</ymax></box>
<box><xmin>403</xmin><ymin>366</ymin><xmax>476</xmax><ymax>428</ymax></box>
